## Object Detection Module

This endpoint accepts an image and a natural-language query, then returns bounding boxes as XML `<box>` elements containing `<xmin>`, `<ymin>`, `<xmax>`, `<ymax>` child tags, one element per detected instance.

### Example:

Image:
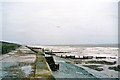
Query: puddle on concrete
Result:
<box><xmin>21</xmin><ymin>65</ymin><xmax>32</xmax><ymax>77</ymax></box>
<box><xmin>1</xmin><ymin>62</ymin><xmax>34</xmax><ymax>78</ymax></box>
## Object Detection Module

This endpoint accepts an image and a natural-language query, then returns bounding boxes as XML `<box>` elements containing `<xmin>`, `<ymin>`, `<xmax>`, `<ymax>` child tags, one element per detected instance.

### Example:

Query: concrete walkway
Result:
<box><xmin>0</xmin><ymin>46</ymin><xmax>55</xmax><ymax>80</ymax></box>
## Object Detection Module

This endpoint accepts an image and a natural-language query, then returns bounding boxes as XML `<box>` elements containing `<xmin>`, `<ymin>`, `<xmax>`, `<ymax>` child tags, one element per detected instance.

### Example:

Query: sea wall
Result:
<box><xmin>0</xmin><ymin>41</ymin><xmax>21</xmax><ymax>54</ymax></box>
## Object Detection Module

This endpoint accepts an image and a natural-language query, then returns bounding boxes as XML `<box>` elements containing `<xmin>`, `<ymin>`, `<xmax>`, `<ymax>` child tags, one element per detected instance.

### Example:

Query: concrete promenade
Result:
<box><xmin>0</xmin><ymin>46</ymin><xmax>55</xmax><ymax>80</ymax></box>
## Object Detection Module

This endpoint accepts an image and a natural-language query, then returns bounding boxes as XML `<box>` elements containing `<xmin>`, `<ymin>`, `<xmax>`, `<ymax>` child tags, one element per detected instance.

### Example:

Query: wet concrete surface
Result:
<box><xmin>52</xmin><ymin>56</ymin><xmax>96</xmax><ymax>78</ymax></box>
<box><xmin>0</xmin><ymin>46</ymin><xmax>36</xmax><ymax>79</ymax></box>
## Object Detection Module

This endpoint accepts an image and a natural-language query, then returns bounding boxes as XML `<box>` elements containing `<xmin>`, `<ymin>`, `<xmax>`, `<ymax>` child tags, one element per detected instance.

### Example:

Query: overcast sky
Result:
<box><xmin>0</xmin><ymin>0</ymin><xmax>119</xmax><ymax>45</ymax></box>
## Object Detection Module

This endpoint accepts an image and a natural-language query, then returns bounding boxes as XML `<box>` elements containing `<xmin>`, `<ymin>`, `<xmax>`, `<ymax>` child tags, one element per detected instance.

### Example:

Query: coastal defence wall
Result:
<box><xmin>0</xmin><ymin>41</ymin><xmax>21</xmax><ymax>54</ymax></box>
<box><xmin>27</xmin><ymin>46</ymin><xmax>55</xmax><ymax>80</ymax></box>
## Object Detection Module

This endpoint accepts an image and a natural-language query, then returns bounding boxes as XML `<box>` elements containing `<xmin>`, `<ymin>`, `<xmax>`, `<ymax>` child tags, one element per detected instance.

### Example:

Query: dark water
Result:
<box><xmin>52</xmin><ymin>56</ymin><xmax>96</xmax><ymax>78</ymax></box>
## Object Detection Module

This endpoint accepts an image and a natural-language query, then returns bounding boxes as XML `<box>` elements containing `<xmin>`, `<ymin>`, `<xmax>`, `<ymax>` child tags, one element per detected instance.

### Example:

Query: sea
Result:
<box><xmin>37</xmin><ymin>45</ymin><xmax>119</xmax><ymax>78</ymax></box>
<box><xmin>38</xmin><ymin>45</ymin><xmax>118</xmax><ymax>58</ymax></box>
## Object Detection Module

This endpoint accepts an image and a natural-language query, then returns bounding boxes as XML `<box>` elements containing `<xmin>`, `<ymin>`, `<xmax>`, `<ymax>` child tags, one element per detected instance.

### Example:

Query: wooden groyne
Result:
<box><xmin>60</xmin><ymin>55</ymin><xmax>116</xmax><ymax>59</ymax></box>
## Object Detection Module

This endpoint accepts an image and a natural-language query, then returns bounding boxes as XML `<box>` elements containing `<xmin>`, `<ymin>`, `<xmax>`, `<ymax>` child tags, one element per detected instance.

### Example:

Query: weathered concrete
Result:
<box><xmin>27</xmin><ymin>46</ymin><xmax>55</xmax><ymax>80</ymax></box>
<box><xmin>1</xmin><ymin>46</ymin><xmax>55</xmax><ymax>80</ymax></box>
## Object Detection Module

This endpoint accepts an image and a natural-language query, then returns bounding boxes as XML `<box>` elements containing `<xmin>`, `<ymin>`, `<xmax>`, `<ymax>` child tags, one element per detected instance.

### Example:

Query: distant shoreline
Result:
<box><xmin>41</xmin><ymin>44</ymin><xmax>118</xmax><ymax>47</ymax></box>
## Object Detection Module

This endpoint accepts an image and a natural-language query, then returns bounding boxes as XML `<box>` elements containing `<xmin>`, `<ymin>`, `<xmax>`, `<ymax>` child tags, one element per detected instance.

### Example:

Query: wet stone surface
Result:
<box><xmin>52</xmin><ymin>56</ymin><xmax>96</xmax><ymax>78</ymax></box>
<box><xmin>0</xmin><ymin>46</ymin><xmax>36</xmax><ymax>79</ymax></box>
<box><xmin>1</xmin><ymin>62</ymin><xmax>33</xmax><ymax>78</ymax></box>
